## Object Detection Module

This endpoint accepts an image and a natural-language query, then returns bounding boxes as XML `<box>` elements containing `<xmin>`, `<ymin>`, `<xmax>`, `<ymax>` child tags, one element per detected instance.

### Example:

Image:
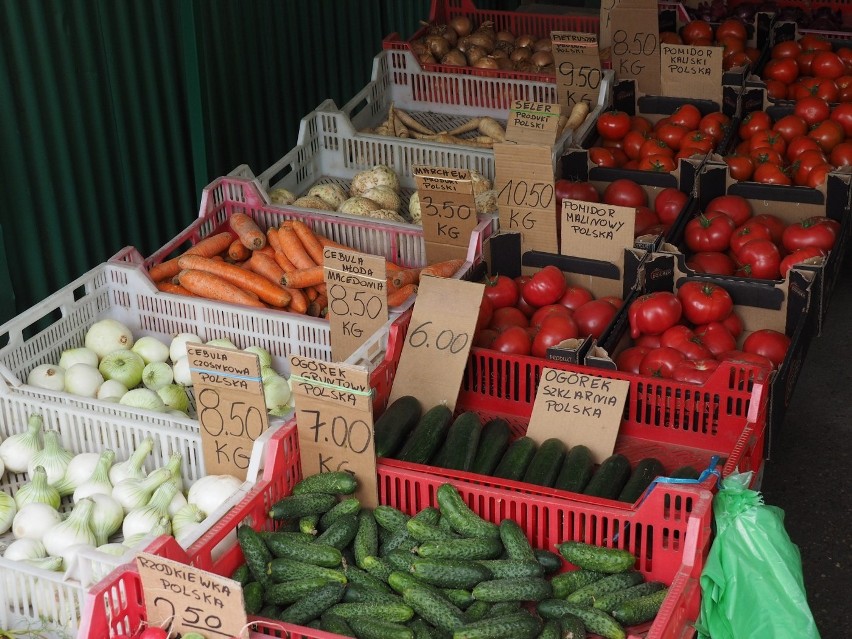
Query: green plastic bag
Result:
<box><xmin>695</xmin><ymin>471</ymin><xmax>819</xmax><ymax>639</ymax></box>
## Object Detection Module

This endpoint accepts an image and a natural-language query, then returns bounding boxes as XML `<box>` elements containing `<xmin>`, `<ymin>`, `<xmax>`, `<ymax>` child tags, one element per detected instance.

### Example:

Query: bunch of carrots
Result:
<box><xmin>146</xmin><ymin>213</ymin><xmax>466</xmax><ymax>316</ymax></box>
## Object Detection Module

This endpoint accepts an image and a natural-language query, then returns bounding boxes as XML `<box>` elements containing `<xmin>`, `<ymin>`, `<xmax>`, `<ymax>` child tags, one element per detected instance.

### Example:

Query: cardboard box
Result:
<box><xmin>586</xmin><ymin>252</ymin><xmax>815</xmax><ymax>458</ymax></box>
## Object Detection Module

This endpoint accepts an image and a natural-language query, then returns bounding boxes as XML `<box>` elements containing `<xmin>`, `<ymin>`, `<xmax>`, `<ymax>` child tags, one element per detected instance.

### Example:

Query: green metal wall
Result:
<box><xmin>0</xmin><ymin>0</ymin><xmax>519</xmax><ymax>317</ymax></box>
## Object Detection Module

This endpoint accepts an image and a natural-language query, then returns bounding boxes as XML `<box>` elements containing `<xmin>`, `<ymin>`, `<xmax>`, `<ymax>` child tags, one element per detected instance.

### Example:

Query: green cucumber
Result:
<box><xmin>396</xmin><ymin>405</ymin><xmax>454</xmax><ymax>464</ymax></box>
<box><xmin>328</xmin><ymin>602</ymin><xmax>415</xmax><ymax>623</ymax></box>
<box><xmin>442</xmin><ymin>589</ymin><xmax>475</xmax><ymax>610</ymax></box>
<box><xmin>438</xmin><ymin>515</ymin><xmax>456</xmax><ymax>535</ymax></box>
<box><xmin>669</xmin><ymin>465</ymin><xmax>700</xmax><ymax>480</ymax></box>
<box><xmin>320</xmin><ymin>497</ymin><xmax>362</xmax><ymax>530</ymax></box>
<box><xmin>320</xmin><ymin>613</ymin><xmax>354</xmax><ymax>636</ymax></box>
<box><xmin>237</xmin><ymin>525</ymin><xmax>273</xmax><ymax>587</ymax></box>
<box><xmin>402</xmin><ymin>585</ymin><xmax>468</xmax><ymax>633</ymax></box>
<box><xmin>433</xmin><ymin>412</ymin><xmax>482</xmax><ymax>471</ymax></box>
<box><xmin>610</xmin><ymin>587</ymin><xmax>669</xmax><ymax>626</ymax></box>
<box><xmin>536</xmin><ymin>620</ymin><xmax>561</xmax><ymax>639</ymax></box>
<box><xmin>470</xmin><ymin>419</ymin><xmax>512</xmax><ymax>476</ymax></box>
<box><xmin>498</xmin><ymin>519</ymin><xmax>535</xmax><ymax>562</ymax></box>
<box><xmin>265</xmin><ymin>577</ymin><xmax>337</xmax><ymax>606</ymax></box>
<box><xmin>381</xmin><ymin>527</ymin><xmax>418</xmax><ymax>556</ymax></box>
<box><xmin>258</xmin><ymin>536</ymin><xmax>342</xmax><ymax>568</ymax></box>
<box><xmin>269</xmin><ymin>492</ymin><xmax>338</xmax><ymax>520</ymax></box>
<box><xmin>407</xmin><ymin>518</ymin><xmax>457</xmax><ymax>542</ymax></box>
<box><xmin>492</xmin><ymin>437</ymin><xmax>537</xmax><ymax>481</ymax></box>
<box><xmin>259</xmin><ymin>604</ymin><xmax>282</xmax><ymax>619</ymax></box>
<box><xmin>409</xmin><ymin>618</ymin><xmax>438</xmax><ymax>639</ymax></box>
<box><xmin>279</xmin><ymin>582</ymin><xmax>346</xmax><ymax>625</ymax></box>
<box><xmin>537</xmin><ymin>600</ymin><xmax>625</xmax><ymax>639</ymax></box>
<box><xmin>293</xmin><ymin>471</ymin><xmax>358</xmax><ymax>495</ymax></box>
<box><xmin>416</xmin><ymin>537</ymin><xmax>503</xmax><ymax>561</ymax></box>
<box><xmin>363</xmin><ymin>555</ymin><xmax>395</xmax><ymax>583</ymax></box>
<box><xmin>554</xmin><ymin>445</ymin><xmax>594</xmax><ymax>493</ymax></box>
<box><xmin>349</xmin><ymin>617</ymin><xmax>415</xmax><ymax>639</ymax></box>
<box><xmin>489</xmin><ymin>602</ymin><xmax>520</xmax><ymax>616</ymax></box>
<box><xmin>593</xmin><ymin>581</ymin><xmax>666</xmax><ymax>612</ymax></box>
<box><xmin>243</xmin><ymin>581</ymin><xmax>264</xmax><ymax>615</ymax></box>
<box><xmin>464</xmin><ymin>601</ymin><xmax>492</xmax><ymax>623</ymax></box>
<box><xmin>385</xmin><ymin>549</ymin><xmax>418</xmax><ymax>572</ymax></box>
<box><xmin>565</xmin><ymin>571</ymin><xmax>644</xmax><ymax>605</ymax></box>
<box><xmin>558</xmin><ymin>614</ymin><xmax>586</xmax><ymax>639</ymax></box>
<box><xmin>474</xmin><ymin>560</ymin><xmax>543</xmax><ymax>579</ymax></box>
<box><xmin>374</xmin><ymin>505</ymin><xmax>411</xmax><ymax>532</ymax></box>
<box><xmin>522</xmin><ymin>438</ymin><xmax>567</xmax><ymax>487</ymax></box>
<box><xmin>315</xmin><ymin>513</ymin><xmax>359</xmax><ymax>549</ymax></box>
<box><xmin>453</xmin><ymin>611</ymin><xmax>542</xmax><ymax>639</ymax></box>
<box><xmin>388</xmin><ymin>570</ymin><xmax>436</xmax><ymax>596</ymax></box>
<box><xmin>230</xmin><ymin>564</ymin><xmax>250</xmax><ymax>586</ymax></box>
<box><xmin>583</xmin><ymin>454</ymin><xmax>631</xmax><ymax>500</ymax></box>
<box><xmin>374</xmin><ymin>395</ymin><xmax>423</xmax><ymax>458</ymax></box>
<box><xmin>435</xmin><ymin>484</ymin><xmax>499</xmax><ymax>539</ymax></box>
<box><xmin>550</xmin><ymin>569</ymin><xmax>607</xmax><ymax>599</ymax></box>
<box><xmin>299</xmin><ymin>515</ymin><xmax>319</xmax><ymax>535</ymax></box>
<box><xmin>533</xmin><ymin>549</ymin><xmax>563</xmax><ymax>575</ymax></box>
<box><xmin>345</xmin><ymin>564</ymin><xmax>394</xmax><ymax>594</ymax></box>
<box><xmin>343</xmin><ymin>584</ymin><xmax>406</xmax><ymax>605</ymax></box>
<box><xmin>258</xmin><ymin>530</ymin><xmax>315</xmax><ymax>548</ymax></box>
<box><xmin>471</xmin><ymin>578</ymin><xmax>553</xmax><ymax>603</ymax></box>
<box><xmin>557</xmin><ymin>542</ymin><xmax>636</xmax><ymax>574</ymax></box>
<box><xmin>267</xmin><ymin>558</ymin><xmax>347</xmax><ymax>584</ymax></box>
<box><xmin>617</xmin><ymin>458</ymin><xmax>664</xmax><ymax>503</ymax></box>
<box><xmin>413</xmin><ymin>507</ymin><xmax>442</xmax><ymax>526</ymax></box>
<box><xmin>410</xmin><ymin>559</ymin><xmax>493</xmax><ymax>589</ymax></box>
<box><xmin>355</xmin><ymin>510</ymin><xmax>380</xmax><ymax>568</ymax></box>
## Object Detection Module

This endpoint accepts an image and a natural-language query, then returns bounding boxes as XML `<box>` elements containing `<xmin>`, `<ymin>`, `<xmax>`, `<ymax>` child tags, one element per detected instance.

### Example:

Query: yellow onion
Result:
<box><xmin>441</xmin><ymin>50</ymin><xmax>467</xmax><ymax>66</ymax></box>
<box><xmin>425</xmin><ymin>34</ymin><xmax>451</xmax><ymax>59</ymax></box>
<box><xmin>465</xmin><ymin>44</ymin><xmax>488</xmax><ymax>65</ymax></box>
<box><xmin>510</xmin><ymin>46</ymin><xmax>532</xmax><ymax>63</ymax></box>
<box><xmin>449</xmin><ymin>15</ymin><xmax>473</xmax><ymax>37</ymax></box>
<box><xmin>474</xmin><ymin>56</ymin><xmax>500</xmax><ymax>70</ymax></box>
<box><xmin>531</xmin><ymin>50</ymin><xmax>554</xmax><ymax>68</ymax></box>
<box><xmin>515</xmin><ymin>34</ymin><xmax>536</xmax><ymax>49</ymax></box>
<box><xmin>496</xmin><ymin>30</ymin><xmax>516</xmax><ymax>44</ymax></box>
<box><xmin>534</xmin><ymin>38</ymin><xmax>552</xmax><ymax>52</ymax></box>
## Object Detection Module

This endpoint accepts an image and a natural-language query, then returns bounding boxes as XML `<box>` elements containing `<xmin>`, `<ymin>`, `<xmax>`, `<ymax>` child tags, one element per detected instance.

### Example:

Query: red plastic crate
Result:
<box><xmin>383</xmin><ymin>0</ymin><xmax>599</xmax><ymax>82</ymax></box>
<box><xmin>80</xmin><ymin>421</ymin><xmax>711</xmax><ymax>639</ymax></box>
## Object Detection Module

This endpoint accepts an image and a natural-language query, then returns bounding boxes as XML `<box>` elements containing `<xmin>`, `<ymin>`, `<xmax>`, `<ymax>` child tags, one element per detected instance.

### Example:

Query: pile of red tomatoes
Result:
<box><xmin>660</xmin><ymin>17</ymin><xmax>761</xmax><ymax>71</ymax></box>
<box><xmin>761</xmin><ymin>35</ymin><xmax>852</xmax><ymax>103</ymax></box>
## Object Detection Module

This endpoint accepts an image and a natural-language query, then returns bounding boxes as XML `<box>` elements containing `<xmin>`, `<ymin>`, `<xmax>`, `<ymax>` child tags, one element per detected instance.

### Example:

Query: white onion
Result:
<box><xmin>264</xmin><ymin>375</ymin><xmax>292</xmax><ymax>417</ymax></box>
<box><xmin>27</xmin><ymin>364</ymin><xmax>66</xmax><ymax>391</ymax></box>
<box><xmin>169</xmin><ymin>332</ymin><xmax>202</xmax><ymax>362</ymax></box>
<box><xmin>122</xmin><ymin>482</ymin><xmax>176</xmax><ymax>539</ymax></box>
<box><xmin>0</xmin><ymin>413</ymin><xmax>43</xmax><ymax>473</ymax></box>
<box><xmin>16</xmin><ymin>466</ymin><xmax>62</xmax><ymax>508</ymax></box>
<box><xmin>188</xmin><ymin>474</ymin><xmax>243</xmax><ymax>517</ymax></box>
<box><xmin>157</xmin><ymin>384</ymin><xmax>190</xmax><ymax>413</ymax></box>
<box><xmin>89</xmin><ymin>493</ymin><xmax>124</xmax><ymax>546</ymax></box>
<box><xmin>28</xmin><ymin>431</ymin><xmax>73</xmax><ymax>486</ymax></box>
<box><xmin>260</xmin><ymin>365</ymin><xmax>280</xmax><ymax>384</ymax></box>
<box><xmin>206</xmin><ymin>338</ymin><xmax>236</xmax><ymax>349</ymax></box>
<box><xmin>244</xmin><ymin>345</ymin><xmax>273</xmax><ymax>368</ymax></box>
<box><xmin>99</xmin><ymin>349</ymin><xmax>145</xmax><ymax>389</ymax></box>
<box><xmin>172</xmin><ymin>356</ymin><xmax>193</xmax><ymax>386</ymax></box>
<box><xmin>112</xmin><ymin>467</ymin><xmax>171</xmax><ymax>513</ymax></box>
<box><xmin>0</xmin><ymin>491</ymin><xmax>16</xmax><ymax>534</ymax></box>
<box><xmin>43</xmin><ymin>498</ymin><xmax>97</xmax><ymax>558</ymax></box>
<box><xmin>3</xmin><ymin>538</ymin><xmax>46</xmax><ymax>561</ymax></box>
<box><xmin>119</xmin><ymin>388</ymin><xmax>165</xmax><ymax>411</ymax></box>
<box><xmin>97</xmin><ymin>379</ymin><xmax>129</xmax><ymax>400</ymax></box>
<box><xmin>58</xmin><ymin>347</ymin><xmax>99</xmax><ymax>370</ymax></box>
<box><xmin>64</xmin><ymin>363</ymin><xmax>104</xmax><ymax>398</ymax></box>
<box><xmin>12</xmin><ymin>502</ymin><xmax>62</xmax><ymax>541</ymax></box>
<box><xmin>131</xmin><ymin>336</ymin><xmax>170</xmax><ymax>364</ymax></box>
<box><xmin>85</xmin><ymin>319</ymin><xmax>135</xmax><ymax>359</ymax></box>
<box><xmin>108</xmin><ymin>437</ymin><xmax>153</xmax><ymax>485</ymax></box>
<box><xmin>142</xmin><ymin>361</ymin><xmax>173</xmax><ymax>391</ymax></box>
<box><xmin>72</xmin><ymin>449</ymin><xmax>115</xmax><ymax>502</ymax></box>
<box><xmin>59</xmin><ymin>452</ymin><xmax>102</xmax><ymax>493</ymax></box>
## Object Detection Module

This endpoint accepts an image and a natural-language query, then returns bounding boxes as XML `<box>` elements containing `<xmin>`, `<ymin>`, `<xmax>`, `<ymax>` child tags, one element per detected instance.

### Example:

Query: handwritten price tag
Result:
<box><xmin>505</xmin><ymin>100</ymin><xmax>562</xmax><ymax>146</ymax></box>
<box><xmin>610</xmin><ymin>0</ymin><xmax>660</xmax><ymax>94</ymax></box>
<box><xmin>414</xmin><ymin>166</ymin><xmax>479</xmax><ymax>265</ymax></box>
<box><xmin>187</xmin><ymin>344</ymin><xmax>268</xmax><ymax>480</ymax></box>
<box><xmin>136</xmin><ymin>553</ymin><xmax>247</xmax><ymax>639</ymax></box>
<box><xmin>289</xmin><ymin>355</ymin><xmax>378</xmax><ymax>507</ymax></box>
<box><xmin>388</xmin><ymin>276</ymin><xmax>485</xmax><ymax>411</ymax></box>
<box><xmin>324</xmin><ymin>247</ymin><xmax>388</xmax><ymax>362</ymax></box>
<box><xmin>552</xmin><ymin>32</ymin><xmax>602</xmax><ymax>111</ymax></box>
<box><xmin>660</xmin><ymin>43</ymin><xmax>723</xmax><ymax>103</ymax></box>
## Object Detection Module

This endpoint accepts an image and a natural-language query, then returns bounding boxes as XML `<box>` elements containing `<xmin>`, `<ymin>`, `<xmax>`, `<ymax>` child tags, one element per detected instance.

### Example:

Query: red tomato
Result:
<box><xmin>749</xmin><ymin>130</ymin><xmax>786</xmax><ymax>155</ymax></box>
<box><xmin>682</xmin><ymin>20</ymin><xmax>714</xmax><ymax>45</ymax></box>
<box><xmin>780</xmin><ymin>246</ymin><xmax>826</xmax><ymax>278</ymax></box>
<box><xmin>474</xmin><ymin>328</ymin><xmax>499</xmax><ymax>348</ymax></box>
<box><xmin>622</xmin><ymin>130</ymin><xmax>649</xmax><ymax>161</ymax></box>
<box><xmin>725</xmin><ymin>154</ymin><xmax>754</xmax><ymax>181</ymax></box>
<box><xmin>670</xmin><ymin>104</ymin><xmax>703</xmax><ymax>130</ymax></box>
<box><xmin>477</xmin><ymin>295</ymin><xmax>493</xmax><ymax>332</ymax></box>
<box><xmin>677</xmin><ymin>281</ymin><xmax>734</xmax><ymax>325</ymax></box>
<box><xmin>638</xmin><ymin>155</ymin><xmax>677</xmax><ymax>172</ymax></box>
<box><xmin>635</xmin><ymin>334</ymin><xmax>662</xmax><ymax>349</ymax></box>
<box><xmin>700</xmin><ymin>112</ymin><xmax>731</xmax><ymax>142</ymax></box>
<box><xmin>635</xmin><ymin>205</ymin><xmax>661</xmax><ymax>236</ymax></box>
<box><xmin>705</xmin><ymin>195</ymin><xmax>752</xmax><ymax>226</ymax></box>
<box><xmin>800</xmin><ymin>35</ymin><xmax>833</xmax><ymax>52</ymax></box>
<box><xmin>830</xmin><ymin>102</ymin><xmax>852</xmax><ymax>138</ymax></box>
<box><xmin>720</xmin><ymin>311</ymin><xmax>744</xmax><ymax>339</ymax></box>
<box><xmin>771</xmin><ymin>114</ymin><xmax>808</xmax><ymax>144</ymax></box>
<box><xmin>490</xmin><ymin>325</ymin><xmax>531</xmax><ymax>356</ymax></box>
<box><xmin>830</xmin><ymin>141</ymin><xmax>852</xmax><ymax>167</ymax></box>
<box><xmin>522</xmin><ymin>266</ymin><xmax>567</xmax><ymax>308</ymax></box>
<box><xmin>753</xmin><ymin>162</ymin><xmax>791</xmax><ymax>185</ymax></box>
<box><xmin>729</xmin><ymin>219</ymin><xmax>774</xmax><ymax>255</ymax></box>
<box><xmin>628</xmin><ymin>292</ymin><xmax>682</xmax><ymax>338</ymax></box>
<box><xmin>639</xmin><ymin>346</ymin><xmax>686</xmax><ymax>378</ymax></box>
<box><xmin>489</xmin><ymin>306</ymin><xmax>529</xmax><ymax>331</ymax></box>
<box><xmin>694</xmin><ymin>322</ymin><xmax>737</xmax><ymax>357</ymax></box>
<box><xmin>771</xmin><ymin>40</ymin><xmax>802</xmax><ymax>59</ymax></box>
<box><xmin>687</xmin><ymin>251</ymin><xmax>736</xmax><ymax>275</ymax></box>
<box><xmin>558</xmin><ymin>285</ymin><xmax>594</xmax><ymax>310</ymax></box>
<box><xmin>717</xmin><ymin>18</ymin><xmax>747</xmax><ymax>41</ymax></box>
<box><xmin>738</xmin><ymin>111</ymin><xmax>772</xmax><ymax>140</ymax></box>
<box><xmin>603</xmin><ymin>179</ymin><xmax>648</xmax><ymax>207</ymax></box>
<box><xmin>589</xmin><ymin>147</ymin><xmax>618</xmax><ymax>167</ymax></box>
<box><xmin>812</xmin><ymin>51</ymin><xmax>846</xmax><ymax>79</ymax></box>
<box><xmin>599</xmin><ymin>295</ymin><xmax>624</xmax><ymax>309</ymax></box>
<box><xmin>672</xmin><ymin>358</ymin><xmax>720</xmax><ymax>384</ymax></box>
<box><xmin>597</xmin><ymin>110</ymin><xmax>632</xmax><ymax>141</ymax></box>
<box><xmin>797</xmin><ymin>50</ymin><xmax>816</xmax><ymax>76</ymax></box>
<box><xmin>782</xmin><ymin>217</ymin><xmax>837</xmax><ymax>252</ymax></box>
<box><xmin>654</xmin><ymin>187</ymin><xmax>689</xmax><ymax>226</ymax></box>
<box><xmin>793</xmin><ymin>149</ymin><xmax>830</xmax><ymax>185</ymax></box>
<box><xmin>794</xmin><ymin>96</ymin><xmax>832</xmax><ymax>127</ymax></box>
<box><xmin>765</xmin><ymin>78</ymin><xmax>789</xmax><ymax>100</ymax></box>
<box><xmin>735</xmin><ymin>239</ymin><xmax>782</xmax><ymax>279</ymax></box>
<box><xmin>718</xmin><ymin>349</ymin><xmax>775</xmax><ymax>373</ymax></box>
<box><xmin>639</xmin><ymin>138</ymin><xmax>674</xmax><ymax>158</ymax></box>
<box><xmin>482</xmin><ymin>274</ymin><xmax>519</xmax><ymax>310</ymax></box>
<box><xmin>555</xmin><ymin>180</ymin><xmax>600</xmax><ymax>209</ymax></box>
<box><xmin>763</xmin><ymin>57</ymin><xmax>799</xmax><ymax>85</ymax></box>
<box><xmin>786</xmin><ymin>135</ymin><xmax>823</xmax><ymax>163</ymax></box>
<box><xmin>656</xmin><ymin>123</ymin><xmax>690</xmax><ymax>150</ymax></box>
<box><xmin>530</xmin><ymin>304</ymin><xmax>572</xmax><ymax>329</ymax></box>
<box><xmin>616</xmin><ymin>346</ymin><xmax>651</xmax><ymax>374</ymax></box>
<box><xmin>789</xmin><ymin>76</ymin><xmax>839</xmax><ymax>103</ymax></box>
<box><xmin>742</xmin><ymin>329</ymin><xmax>791</xmax><ymax>368</ymax></box>
<box><xmin>683</xmin><ymin>130</ymin><xmax>716</xmax><ymax>154</ymax></box>
<box><xmin>685</xmin><ymin>211</ymin><xmax>736</xmax><ymax>252</ymax></box>
<box><xmin>531</xmin><ymin>315</ymin><xmax>579</xmax><ymax>358</ymax></box>
<box><xmin>660</xmin><ymin>325</ymin><xmax>714</xmax><ymax>361</ymax></box>
<box><xmin>631</xmin><ymin>116</ymin><xmax>654</xmax><ymax>134</ymax></box>
<box><xmin>573</xmin><ymin>299</ymin><xmax>618</xmax><ymax>339</ymax></box>
<box><xmin>751</xmin><ymin>213</ymin><xmax>787</xmax><ymax>244</ymax></box>
<box><xmin>808</xmin><ymin>120</ymin><xmax>845</xmax><ymax>153</ymax></box>
<box><xmin>807</xmin><ymin>164</ymin><xmax>832</xmax><ymax>188</ymax></box>
<box><xmin>138</xmin><ymin>630</ymin><xmax>169</xmax><ymax>639</ymax></box>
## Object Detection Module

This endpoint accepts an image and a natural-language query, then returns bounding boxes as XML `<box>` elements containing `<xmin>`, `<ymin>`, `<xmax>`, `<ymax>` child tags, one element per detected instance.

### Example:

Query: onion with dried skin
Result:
<box><xmin>533</xmin><ymin>38</ymin><xmax>552</xmax><ymax>52</ymax></box>
<box><xmin>496</xmin><ymin>31</ymin><xmax>515</xmax><ymax>44</ymax></box>
<box><xmin>510</xmin><ymin>47</ymin><xmax>533</xmax><ymax>63</ymax></box>
<box><xmin>474</xmin><ymin>56</ymin><xmax>500</xmax><ymax>70</ymax></box>
<box><xmin>425</xmin><ymin>34</ymin><xmax>451</xmax><ymax>59</ymax></box>
<box><xmin>531</xmin><ymin>50</ymin><xmax>554</xmax><ymax>68</ymax></box>
<box><xmin>449</xmin><ymin>15</ymin><xmax>473</xmax><ymax>37</ymax></box>
<box><xmin>515</xmin><ymin>34</ymin><xmax>537</xmax><ymax>49</ymax></box>
<box><xmin>465</xmin><ymin>45</ymin><xmax>488</xmax><ymax>65</ymax></box>
<box><xmin>441</xmin><ymin>50</ymin><xmax>467</xmax><ymax>66</ymax></box>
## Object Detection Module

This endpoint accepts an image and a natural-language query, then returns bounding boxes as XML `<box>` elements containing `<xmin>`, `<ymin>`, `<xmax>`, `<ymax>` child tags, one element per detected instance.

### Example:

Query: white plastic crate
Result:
<box><xmin>256</xmin><ymin>50</ymin><xmax>612</xmax><ymax>217</ymax></box>
<box><xmin>0</xmin><ymin>392</ymin><xmax>277</xmax><ymax>635</ymax></box>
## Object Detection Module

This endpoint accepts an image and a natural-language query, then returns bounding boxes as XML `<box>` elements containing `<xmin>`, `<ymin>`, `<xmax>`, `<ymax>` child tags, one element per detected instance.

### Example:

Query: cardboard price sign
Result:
<box><xmin>136</xmin><ymin>552</ymin><xmax>247</xmax><ymax>639</ymax></box>
<box><xmin>610</xmin><ymin>0</ymin><xmax>661</xmax><ymax>95</ymax></box>
<box><xmin>188</xmin><ymin>344</ymin><xmax>268</xmax><ymax>480</ymax></box>
<box><xmin>414</xmin><ymin>166</ymin><xmax>479</xmax><ymax>265</ymax></box>
<box><xmin>505</xmin><ymin>100</ymin><xmax>562</xmax><ymax>146</ymax></box>
<box><xmin>560</xmin><ymin>199</ymin><xmax>636</xmax><ymax>263</ymax></box>
<box><xmin>526</xmin><ymin>368</ymin><xmax>630</xmax><ymax>463</ymax></box>
<box><xmin>660</xmin><ymin>43</ymin><xmax>723</xmax><ymax>103</ymax></box>
<box><xmin>552</xmin><ymin>32</ymin><xmax>603</xmax><ymax>111</ymax></box>
<box><xmin>290</xmin><ymin>355</ymin><xmax>378</xmax><ymax>507</ymax></box>
<box><xmin>324</xmin><ymin>247</ymin><xmax>388</xmax><ymax>362</ymax></box>
<box><xmin>388</xmin><ymin>276</ymin><xmax>485</xmax><ymax>411</ymax></box>
<box><xmin>494</xmin><ymin>144</ymin><xmax>558</xmax><ymax>254</ymax></box>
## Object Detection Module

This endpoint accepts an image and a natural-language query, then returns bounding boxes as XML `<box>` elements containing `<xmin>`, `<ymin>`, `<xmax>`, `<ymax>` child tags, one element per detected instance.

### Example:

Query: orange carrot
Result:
<box><xmin>291</xmin><ymin>220</ymin><xmax>325</xmax><ymax>265</ymax></box>
<box><xmin>278</xmin><ymin>226</ymin><xmax>316</xmax><ymax>270</ymax></box>
<box><xmin>421</xmin><ymin>259</ymin><xmax>465</xmax><ymax>279</ymax></box>
<box><xmin>391</xmin><ymin>268</ymin><xmax>422</xmax><ymax>289</ymax></box>
<box><xmin>177</xmin><ymin>270</ymin><xmax>266</xmax><ymax>309</ymax></box>
<box><xmin>156</xmin><ymin>281</ymin><xmax>196</xmax><ymax>296</ymax></box>
<box><xmin>177</xmin><ymin>254</ymin><xmax>291</xmax><ymax>308</ymax></box>
<box><xmin>308</xmin><ymin>294</ymin><xmax>328</xmax><ymax>318</ymax></box>
<box><xmin>228</xmin><ymin>238</ymin><xmax>252</xmax><ymax>262</ymax></box>
<box><xmin>147</xmin><ymin>232</ymin><xmax>234</xmax><ymax>282</ymax></box>
<box><xmin>274</xmin><ymin>250</ymin><xmax>297</xmax><ymax>273</ymax></box>
<box><xmin>229</xmin><ymin>212</ymin><xmax>266</xmax><ymax>250</ymax></box>
<box><xmin>385</xmin><ymin>261</ymin><xmax>404</xmax><ymax>273</ymax></box>
<box><xmin>314</xmin><ymin>283</ymin><xmax>327</xmax><ymax>296</ymax></box>
<box><xmin>305</xmin><ymin>286</ymin><xmax>319</xmax><ymax>302</ymax></box>
<box><xmin>255</xmin><ymin>245</ymin><xmax>277</xmax><ymax>258</ymax></box>
<box><xmin>388</xmin><ymin>283</ymin><xmax>418</xmax><ymax>307</ymax></box>
<box><xmin>267</xmin><ymin>227</ymin><xmax>284</xmax><ymax>253</ymax></box>
<box><xmin>285</xmin><ymin>287</ymin><xmax>309</xmax><ymax>314</ymax></box>
<box><xmin>246</xmin><ymin>251</ymin><xmax>287</xmax><ymax>286</ymax></box>
<box><xmin>282</xmin><ymin>266</ymin><xmax>325</xmax><ymax>289</ymax></box>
